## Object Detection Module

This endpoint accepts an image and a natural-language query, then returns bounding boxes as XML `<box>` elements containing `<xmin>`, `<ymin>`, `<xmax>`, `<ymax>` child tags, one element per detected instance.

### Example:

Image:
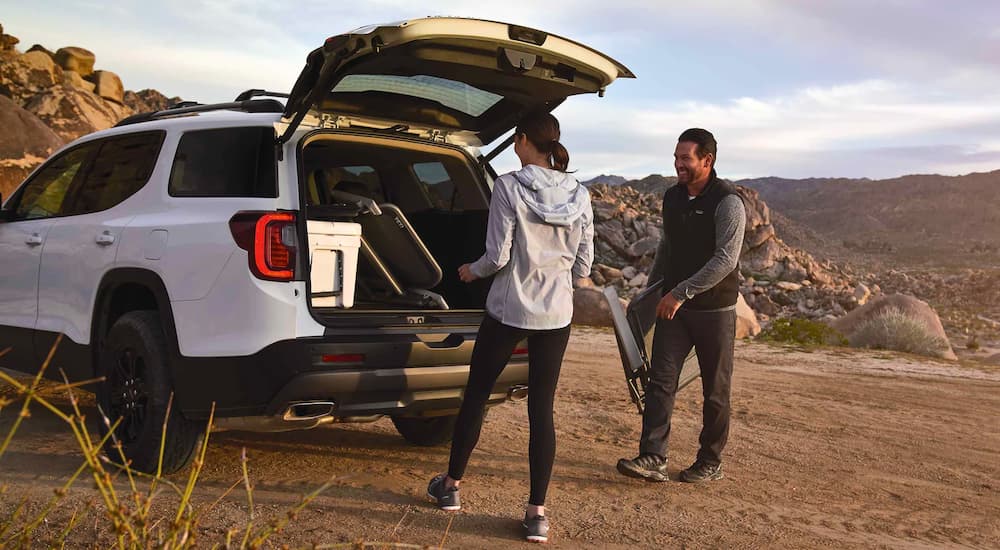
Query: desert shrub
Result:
<box><xmin>759</xmin><ymin>318</ymin><xmax>847</xmax><ymax>346</ymax></box>
<box><xmin>848</xmin><ymin>307</ymin><xmax>949</xmax><ymax>358</ymax></box>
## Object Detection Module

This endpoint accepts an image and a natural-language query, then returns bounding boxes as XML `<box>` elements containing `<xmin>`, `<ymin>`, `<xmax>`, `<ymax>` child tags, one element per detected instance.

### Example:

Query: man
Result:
<box><xmin>617</xmin><ymin>128</ymin><xmax>746</xmax><ymax>483</ymax></box>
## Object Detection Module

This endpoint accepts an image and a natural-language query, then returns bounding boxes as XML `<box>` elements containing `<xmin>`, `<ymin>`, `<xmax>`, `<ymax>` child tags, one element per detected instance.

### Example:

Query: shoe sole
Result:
<box><xmin>679</xmin><ymin>472</ymin><xmax>724</xmax><ymax>483</ymax></box>
<box><xmin>616</xmin><ymin>461</ymin><xmax>668</xmax><ymax>482</ymax></box>
<box><xmin>523</xmin><ymin>524</ymin><xmax>549</xmax><ymax>543</ymax></box>
<box><xmin>426</xmin><ymin>490</ymin><xmax>461</xmax><ymax>511</ymax></box>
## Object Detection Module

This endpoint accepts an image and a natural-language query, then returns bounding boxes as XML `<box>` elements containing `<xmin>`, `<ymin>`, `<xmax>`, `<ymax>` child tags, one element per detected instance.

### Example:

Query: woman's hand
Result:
<box><xmin>458</xmin><ymin>264</ymin><xmax>478</xmax><ymax>283</ymax></box>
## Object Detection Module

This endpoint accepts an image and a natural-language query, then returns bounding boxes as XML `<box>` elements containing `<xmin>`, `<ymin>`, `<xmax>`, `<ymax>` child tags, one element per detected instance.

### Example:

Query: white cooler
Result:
<box><xmin>306</xmin><ymin>220</ymin><xmax>361</xmax><ymax>308</ymax></box>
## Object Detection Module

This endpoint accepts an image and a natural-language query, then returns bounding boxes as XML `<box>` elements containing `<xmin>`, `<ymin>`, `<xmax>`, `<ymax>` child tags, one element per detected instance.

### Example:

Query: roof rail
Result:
<box><xmin>114</xmin><ymin>98</ymin><xmax>285</xmax><ymax>128</ymax></box>
<box><xmin>234</xmin><ymin>89</ymin><xmax>290</xmax><ymax>101</ymax></box>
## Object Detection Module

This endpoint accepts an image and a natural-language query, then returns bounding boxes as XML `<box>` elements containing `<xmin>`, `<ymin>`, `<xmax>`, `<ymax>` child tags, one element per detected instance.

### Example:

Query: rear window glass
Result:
<box><xmin>169</xmin><ymin>127</ymin><xmax>277</xmax><ymax>197</ymax></box>
<box><xmin>331</xmin><ymin>74</ymin><xmax>503</xmax><ymax>117</ymax></box>
<box><xmin>412</xmin><ymin>161</ymin><xmax>481</xmax><ymax>212</ymax></box>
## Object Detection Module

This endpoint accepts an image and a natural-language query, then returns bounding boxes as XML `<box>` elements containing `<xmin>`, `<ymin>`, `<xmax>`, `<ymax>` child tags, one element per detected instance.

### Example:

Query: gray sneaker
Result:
<box><xmin>426</xmin><ymin>474</ymin><xmax>461</xmax><ymax>511</ymax></box>
<box><xmin>679</xmin><ymin>460</ymin><xmax>723</xmax><ymax>483</ymax></box>
<box><xmin>523</xmin><ymin>514</ymin><xmax>550</xmax><ymax>543</ymax></box>
<box><xmin>616</xmin><ymin>454</ymin><xmax>669</xmax><ymax>482</ymax></box>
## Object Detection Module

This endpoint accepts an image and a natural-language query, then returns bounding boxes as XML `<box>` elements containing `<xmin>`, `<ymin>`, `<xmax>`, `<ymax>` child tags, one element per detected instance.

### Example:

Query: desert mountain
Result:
<box><xmin>739</xmin><ymin>172</ymin><xmax>1000</xmax><ymax>265</ymax></box>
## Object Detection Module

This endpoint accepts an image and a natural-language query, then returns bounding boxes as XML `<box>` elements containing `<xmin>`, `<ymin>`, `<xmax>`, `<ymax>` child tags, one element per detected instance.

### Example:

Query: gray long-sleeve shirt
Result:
<box><xmin>647</xmin><ymin>193</ymin><xmax>746</xmax><ymax>308</ymax></box>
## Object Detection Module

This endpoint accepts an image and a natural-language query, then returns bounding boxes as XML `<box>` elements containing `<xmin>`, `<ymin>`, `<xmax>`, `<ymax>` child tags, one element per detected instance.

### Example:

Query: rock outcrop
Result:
<box><xmin>123</xmin><ymin>89</ymin><xmax>181</xmax><ymax>113</ymax></box>
<box><xmin>586</xmin><ymin>182</ymin><xmax>861</xmax><ymax>327</ymax></box>
<box><xmin>25</xmin><ymin>85</ymin><xmax>130</xmax><ymax>142</ymax></box>
<box><xmin>0</xmin><ymin>94</ymin><xmax>64</xmax><ymax>197</ymax></box>
<box><xmin>0</xmin><ymin>21</ymin><xmax>181</xmax><ymax>197</ymax></box>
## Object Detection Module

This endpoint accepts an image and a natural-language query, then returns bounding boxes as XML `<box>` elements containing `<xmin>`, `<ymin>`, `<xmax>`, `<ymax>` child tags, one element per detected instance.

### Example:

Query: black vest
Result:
<box><xmin>661</xmin><ymin>173</ymin><xmax>741</xmax><ymax>310</ymax></box>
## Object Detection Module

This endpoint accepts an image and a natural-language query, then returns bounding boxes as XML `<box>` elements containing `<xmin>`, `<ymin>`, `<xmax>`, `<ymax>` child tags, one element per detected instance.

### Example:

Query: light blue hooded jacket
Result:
<box><xmin>469</xmin><ymin>164</ymin><xmax>594</xmax><ymax>330</ymax></box>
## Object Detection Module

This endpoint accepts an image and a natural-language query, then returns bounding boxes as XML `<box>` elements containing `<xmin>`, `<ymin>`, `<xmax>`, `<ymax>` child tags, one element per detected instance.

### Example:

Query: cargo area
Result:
<box><xmin>301</xmin><ymin>132</ymin><xmax>493</xmax><ymax>313</ymax></box>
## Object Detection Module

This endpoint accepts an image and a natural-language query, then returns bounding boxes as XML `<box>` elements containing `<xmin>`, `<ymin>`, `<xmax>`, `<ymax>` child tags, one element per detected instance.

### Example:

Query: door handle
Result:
<box><xmin>96</xmin><ymin>231</ymin><xmax>116</xmax><ymax>246</ymax></box>
<box><xmin>25</xmin><ymin>233</ymin><xmax>43</xmax><ymax>247</ymax></box>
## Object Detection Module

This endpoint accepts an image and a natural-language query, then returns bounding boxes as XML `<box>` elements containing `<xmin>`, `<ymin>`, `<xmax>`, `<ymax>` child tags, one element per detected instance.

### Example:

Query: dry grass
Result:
<box><xmin>848</xmin><ymin>307</ymin><xmax>950</xmax><ymax>358</ymax></box>
<box><xmin>0</xmin><ymin>339</ymin><xmax>362</xmax><ymax>549</ymax></box>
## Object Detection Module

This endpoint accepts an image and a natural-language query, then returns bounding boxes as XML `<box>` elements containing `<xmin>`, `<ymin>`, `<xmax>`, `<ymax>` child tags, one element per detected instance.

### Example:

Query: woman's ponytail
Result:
<box><xmin>551</xmin><ymin>140</ymin><xmax>569</xmax><ymax>172</ymax></box>
<box><xmin>516</xmin><ymin>110</ymin><xmax>571</xmax><ymax>172</ymax></box>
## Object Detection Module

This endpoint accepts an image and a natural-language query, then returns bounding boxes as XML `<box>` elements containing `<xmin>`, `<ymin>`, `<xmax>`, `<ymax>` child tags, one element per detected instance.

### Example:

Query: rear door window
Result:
<box><xmin>64</xmin><ymin>131</ymin><xmax>164</xmax><ymax>215</ymax></box>
<box><xmin>169</xmin><ymin>127</ymin><xmax>277</xmax><ymax>197</ymax></box>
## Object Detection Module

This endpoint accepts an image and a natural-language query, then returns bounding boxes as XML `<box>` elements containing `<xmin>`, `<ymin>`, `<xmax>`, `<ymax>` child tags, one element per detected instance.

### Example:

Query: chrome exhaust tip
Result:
<box><xmin>507</xmin><ymin>384</ymin><xmax>529</xmax><ymax>402</ymax></box>
<box><xmin>283</xmin><ymin>401</ymin><xmax>336</xmax><ymax>421</ymax></box>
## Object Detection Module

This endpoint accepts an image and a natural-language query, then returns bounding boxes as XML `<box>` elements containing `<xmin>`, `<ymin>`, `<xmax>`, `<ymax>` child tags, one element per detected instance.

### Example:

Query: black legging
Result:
<box><xmin>448</xmin><ymin>314</ymin><xmax>571</xmax><ymax>506</ymax></box>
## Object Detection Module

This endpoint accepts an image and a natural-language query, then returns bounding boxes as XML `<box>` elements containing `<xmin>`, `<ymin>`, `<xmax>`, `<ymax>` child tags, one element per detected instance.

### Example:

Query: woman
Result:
<box><xmin>426</xmin><ymin>111</ymin><xmax>594</xmax><ymax>544</ymax></box>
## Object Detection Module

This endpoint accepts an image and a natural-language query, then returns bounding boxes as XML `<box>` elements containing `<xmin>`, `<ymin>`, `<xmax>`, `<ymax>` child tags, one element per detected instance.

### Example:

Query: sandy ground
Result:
<box><xmin>2</xmin><ymin>328</ymin><xmax>999</xmax><ymax>548</ymax></box>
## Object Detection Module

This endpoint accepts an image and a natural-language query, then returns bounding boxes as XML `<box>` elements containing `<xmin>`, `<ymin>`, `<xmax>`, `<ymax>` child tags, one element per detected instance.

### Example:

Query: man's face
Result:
<box><xmin>674</xmin><ymin>141</ymin><xmax>713</xmax><ymax>186</ymax></box>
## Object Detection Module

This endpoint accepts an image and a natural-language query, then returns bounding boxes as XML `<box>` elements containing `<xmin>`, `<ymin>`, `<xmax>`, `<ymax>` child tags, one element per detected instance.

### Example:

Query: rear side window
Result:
<box><xmin>65</xmin><ymin>131</ymin><xmax>164</xmax><ymax>215</ymax></box>
<box><xmin>169</xmin><ymin>127</ymin><xmax>277</xmax><ymax>197</ymax></box>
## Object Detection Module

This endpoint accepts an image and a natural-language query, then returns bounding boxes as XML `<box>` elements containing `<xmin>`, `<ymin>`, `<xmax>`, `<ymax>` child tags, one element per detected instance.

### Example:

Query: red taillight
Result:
<box><xmin>266</xmin><ymin>221</ymin><xmax>291</xmax><ymax>269</ymax></box>
<box><xmin>230</xmin><ymin>211</ymin><xmax>297</xmax><ymax>282</ymax></box>
<box><xmin>513</xmin><ymin>347</ymin><xmax>529</xmax><ymax>356</ymax></box>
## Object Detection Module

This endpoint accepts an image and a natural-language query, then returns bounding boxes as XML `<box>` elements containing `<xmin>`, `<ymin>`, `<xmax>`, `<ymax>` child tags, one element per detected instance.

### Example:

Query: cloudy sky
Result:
<box><xmin>4</xmin><ymin>0</ymin><xmax>1000</xmax><ymax>180</ymax></box>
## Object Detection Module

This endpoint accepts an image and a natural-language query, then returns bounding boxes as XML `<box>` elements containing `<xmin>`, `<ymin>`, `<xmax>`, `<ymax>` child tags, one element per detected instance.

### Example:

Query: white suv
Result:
<box><xmin>0</xmin><ymin>18</ymin><xmax>633</xmax><ymax>473</ymax></box>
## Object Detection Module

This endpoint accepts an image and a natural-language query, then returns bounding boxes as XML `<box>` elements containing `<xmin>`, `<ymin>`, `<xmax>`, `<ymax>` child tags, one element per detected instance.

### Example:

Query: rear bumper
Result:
<box><xmin>267</xmin><ymin>363</ymin><xmax>528</xmax><ymax>418</ymax></box>
<box><xmin>171</xmin><ymin>328</ymin><xmax>528</xmax><ymax>419</ymax></box>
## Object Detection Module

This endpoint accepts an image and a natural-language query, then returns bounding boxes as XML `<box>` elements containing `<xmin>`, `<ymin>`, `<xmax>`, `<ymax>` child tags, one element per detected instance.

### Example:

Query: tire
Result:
<box><xmin>391</xmin><ymin>414</ymin><xmax>458</xmax><ymax>446</ymax></box>
<box><xmin>96</xmin><ymin>311</ymin><xmax>201</xmax><ymax>474</ymax></box>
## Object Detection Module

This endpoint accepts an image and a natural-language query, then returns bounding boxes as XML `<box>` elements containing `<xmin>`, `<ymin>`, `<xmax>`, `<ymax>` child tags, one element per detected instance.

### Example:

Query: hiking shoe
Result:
<box><xmin>616</xmin><ymin>454</ymin><xmax>669</xmax><ymax>482</ymax></box>
<box><xmin>426</xmin><ymin>473</ymin><xmax>461</xmax><ymax>511</ymax></box>
<box><xmin>679</xmin><ymin>460</ymin><xmax>723</xmax><ymax>483</ymax></box>
<box><xmin>523</xmin><ymin>514</ymin><xmax>550</xmax><ymax>543</ymax></box>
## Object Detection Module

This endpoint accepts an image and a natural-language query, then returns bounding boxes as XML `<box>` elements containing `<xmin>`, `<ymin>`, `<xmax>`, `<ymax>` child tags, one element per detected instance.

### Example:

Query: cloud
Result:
<box><xmin>5</xmin><ymin>1</ymin><xmax>1000</xmax><ymax>180</ymax></box>
<box><xmin>547</xmin><ymin>77</ymin><xmax>1000</xmax><ymax>179</ymax></box>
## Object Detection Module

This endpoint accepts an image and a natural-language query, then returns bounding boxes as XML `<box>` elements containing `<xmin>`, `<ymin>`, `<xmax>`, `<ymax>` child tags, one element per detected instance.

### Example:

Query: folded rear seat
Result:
<box><xmin>353</xmin><ymin>203</ymin><xmax>448</xmax><ymax>309</ymax></box>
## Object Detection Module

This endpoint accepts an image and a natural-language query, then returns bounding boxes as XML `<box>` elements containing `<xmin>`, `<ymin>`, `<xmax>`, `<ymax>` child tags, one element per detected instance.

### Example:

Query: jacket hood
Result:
<box><xmin>511</xmin><ymin>164</ymin><xmax>589</xmax><ymax>226</ymax></box>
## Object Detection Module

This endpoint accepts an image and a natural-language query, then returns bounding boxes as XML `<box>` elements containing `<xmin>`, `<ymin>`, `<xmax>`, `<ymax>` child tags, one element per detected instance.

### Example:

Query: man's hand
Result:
<box><xmin>458</xmin><ymin>264</ymin><xmax>478</xmax><ymax>283</ymax></box>
<box><xmin>656</xmin><ymin>292</ymin><xmax>683</xmax><ymax>320</ymax></box>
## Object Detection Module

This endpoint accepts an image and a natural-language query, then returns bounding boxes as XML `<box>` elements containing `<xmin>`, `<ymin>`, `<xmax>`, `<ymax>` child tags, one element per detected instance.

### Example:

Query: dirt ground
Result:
<box><xmin>2</xmin><ymin>328</ymin><xmax>999</xmax><ymax>548</ymax></box>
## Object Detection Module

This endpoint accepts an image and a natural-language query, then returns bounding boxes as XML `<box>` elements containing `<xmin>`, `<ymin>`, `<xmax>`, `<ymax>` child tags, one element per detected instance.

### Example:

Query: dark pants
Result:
<box><xmin>640</xmin><ymin>308</ymin><xmax>735</xmax><ymax>466</ymax></box>
<box><xmin>448</xmin><ymin>315</ymin><xmax>571</xmax><ymax>506</ymax></box>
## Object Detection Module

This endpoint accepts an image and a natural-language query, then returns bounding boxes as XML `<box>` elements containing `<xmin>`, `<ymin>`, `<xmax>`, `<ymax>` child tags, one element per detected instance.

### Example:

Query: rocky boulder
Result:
<box><xmin>0</xmin><ymin>23</ymin><xmax>19</xmax><ymax>51</ymax></box>
<box><xmin>62</xmin><ymin>70</ymin><xmax>96</xmax><ymax>92</ymax></box>
<box><xmin>87</xmin><ymin>70</ymin><xmax>124</xmax><ymax>103</ymax></box>
<box><xmin>26</xmin><ymin>44</ymin><xmax>55</xmax><ymax>58</ymax></box>
<box><xmin>0</xmin><ymin>95</ymin><xmax>64</xmax><ymax>197</ymax></box>
<box><xmin>830</xmin><ymin>293</ymin><xmax>957</xmax><ymax>360</ymax></box>
<box><xmin>572</xmin><ymin>287</ymin><xmax>621</xmax><ymax>326</ymax></box>
<box><xmin>54</xmin><ymin>46</ymin><xmax>96</xmax><ymax>77</ymax></box>
<box><xmin>735</xmin><ymin>293</ymin><xmax>761</xmax><ymax>338</ymax></box>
